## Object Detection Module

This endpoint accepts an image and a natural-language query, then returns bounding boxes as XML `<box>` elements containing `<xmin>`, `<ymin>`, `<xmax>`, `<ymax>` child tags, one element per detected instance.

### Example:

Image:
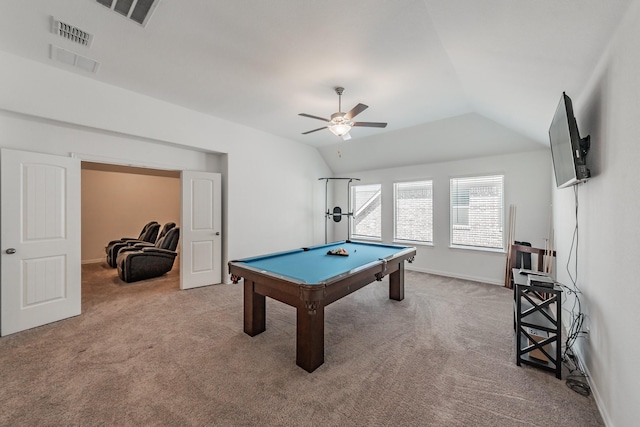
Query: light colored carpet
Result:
<box><xmin>0</xmin><ymin>263</ymin><xmax>603</xmax><ymax>426</ymax></box>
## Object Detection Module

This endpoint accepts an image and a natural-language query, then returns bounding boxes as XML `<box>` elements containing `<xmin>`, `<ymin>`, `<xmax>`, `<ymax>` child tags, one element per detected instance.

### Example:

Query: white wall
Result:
<box><xmin>552</xmin><ymin>2</ymin><xmax>640</xmax><ymax>425</ymax></box>
<box><xmin>332</xmin><ymin>149</ymin><xmax>551</xmax><ymax>285</ymax></box>
<box><xmin>81</xmin><ymin>165</ymin><xmax>181</xmax><ymax>263</ymax></box>
<box><xmin>225</xmin><ymin>140</ymin><xmax>330</xmax><ymax>258</ymax></box>
<box><xmin>318</xmin><ymin>113</ymin><xmax>545</xmax><ymax>175</ymax></box>
<box><xmin>0</xmin><ymin>111</ymin><xmax>213</xmax><ymax>170</ymax></box>
<box><xmin>0</xmin><ymin>50</ymin><xmax>331</xmax><ymax>276</ymax></box>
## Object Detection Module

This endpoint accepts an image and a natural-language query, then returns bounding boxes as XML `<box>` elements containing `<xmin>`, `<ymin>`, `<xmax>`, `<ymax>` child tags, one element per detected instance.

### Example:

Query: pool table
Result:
<box><xmin>228</xmin><ymin>240</ymin><xmax>416</xmax><ymax>372</ymax></box>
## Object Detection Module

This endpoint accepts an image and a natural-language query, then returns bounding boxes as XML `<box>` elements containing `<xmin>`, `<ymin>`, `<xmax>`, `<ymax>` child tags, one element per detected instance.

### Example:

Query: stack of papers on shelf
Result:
<box><xmin>518</xmin><ymin>268</ymin><xmax>549</xmax><ymax>277</ymax></box>
<box><xmin>527</xmin><ymin>274</ymin><xmax>555</xmax><ymax>288</ymax></box>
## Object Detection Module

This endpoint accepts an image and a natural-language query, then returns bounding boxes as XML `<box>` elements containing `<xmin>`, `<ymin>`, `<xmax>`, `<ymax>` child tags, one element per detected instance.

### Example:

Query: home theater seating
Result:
<box><xmin>105</xmin><ymin>222</ymin><xmax>180</xmax><ymax>283</ymax></box>
<box><xmin>105</xmin><ymin>221</ymin><xmax>160</xmax><ymax>267</ymax></box>
<box><xmin>116</xmin><ymin>226</ymin><xmax>180</xmax><ymax>283</ymax></box>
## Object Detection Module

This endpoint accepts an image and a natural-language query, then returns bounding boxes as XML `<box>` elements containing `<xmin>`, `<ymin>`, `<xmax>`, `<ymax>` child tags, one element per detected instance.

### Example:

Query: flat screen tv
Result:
<box><xmin>549</xmin><ymin>92</ymin><xmax>591</xmax><ymax>188</ymax></box>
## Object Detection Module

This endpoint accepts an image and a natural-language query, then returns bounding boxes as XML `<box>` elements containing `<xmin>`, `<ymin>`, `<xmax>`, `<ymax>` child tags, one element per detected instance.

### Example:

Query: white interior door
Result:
<box><xmin>181</xmin><ymin>171</ymin><xmax>222</xmax><ymax>289</ymax></box>
<box><xmin>1</xmin><ymin>148</ymin><xmax>81</xmax><ymax>336</ymax></box>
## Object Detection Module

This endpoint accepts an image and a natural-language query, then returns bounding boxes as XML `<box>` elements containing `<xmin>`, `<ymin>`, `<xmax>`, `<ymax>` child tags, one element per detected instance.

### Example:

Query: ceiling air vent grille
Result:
<box><xmin>50</xmin><ymin>45</ymin><xmax>100</xmax><ymax>74</ymax></box>
<box><xmin>96</xmin><ymin>0</ymin><xmax>160</xmax><ymax>26</ymax></box>
<box><xmin>52</xmin><ymin>19</ymin><xmax>93</xmax><ymax>47</ymax></box>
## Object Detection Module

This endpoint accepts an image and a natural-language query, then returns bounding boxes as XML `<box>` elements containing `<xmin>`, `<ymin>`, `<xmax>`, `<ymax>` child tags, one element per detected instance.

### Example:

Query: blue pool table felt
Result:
<box><xmin>237</xmin><ymin>241</ymin><xmax>409</xmax><ymax>284</ymax></box>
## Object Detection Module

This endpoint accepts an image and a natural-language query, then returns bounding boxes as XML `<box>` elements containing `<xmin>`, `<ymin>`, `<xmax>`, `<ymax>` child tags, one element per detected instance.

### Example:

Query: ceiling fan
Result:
<box><xmin>299</xmin><ymin>87</ymin><xmax>387</xmax><ymax>140</ymax></box>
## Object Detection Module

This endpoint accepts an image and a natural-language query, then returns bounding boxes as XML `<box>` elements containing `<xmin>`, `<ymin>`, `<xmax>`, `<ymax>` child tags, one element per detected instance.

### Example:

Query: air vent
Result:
<box><xmin>50</xmin><ymin>45</ymin><xmax>100</xmax><ymax>74</ymax></box>
<box><xmin>96</xmin><ymin>0</ymin><xmax>160</xmax><ymax>26</ymax></box>
<box><xmin>52</xmin><ymin>18</ymin><xmax>93</xmax><ymax>47</ymax></box>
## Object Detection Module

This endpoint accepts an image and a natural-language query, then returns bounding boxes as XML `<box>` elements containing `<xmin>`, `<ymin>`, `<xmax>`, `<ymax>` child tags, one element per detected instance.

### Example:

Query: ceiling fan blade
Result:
<box><xmin>299</xmin><ymin>113</ymin><xmax>330</xmax><ymax>122</ymax></box>
<box><xmin>352</xmin><ymin>122</ymin><xmax>388</xmax><ymax>128</ymax></box>
<box><xmin>344</xmin><ymin>103</ymin><xmax>368</xmax><ymax>120</ymax></box>
<box><xmin>302</xmin><ymin>126</ymin><xmax>328</xmax><ymax>135</ymax></box>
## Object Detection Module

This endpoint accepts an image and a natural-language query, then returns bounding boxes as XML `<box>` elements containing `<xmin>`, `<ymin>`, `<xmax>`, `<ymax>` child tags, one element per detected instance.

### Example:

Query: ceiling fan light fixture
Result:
<box><xmin>328</xmin><ymin>123</ymin><xmax>352</xmax><ymax>137</ymax></box>
<box><xmin>299</xmin><ymin>87</ymin><xmax>387</xmax><ymax>139</ymax></box>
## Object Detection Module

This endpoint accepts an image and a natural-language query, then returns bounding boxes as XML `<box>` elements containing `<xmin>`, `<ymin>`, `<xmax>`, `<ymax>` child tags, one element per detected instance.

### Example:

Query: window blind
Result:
<box><xmin>450</xmin><ymin>175</ymin><xmax>504</xmax><ymax>249</ymax></box>
<box><xmin>351</xmin><ymin>184</ymin><xmax>382</xmax><ymax>239</ymax></box>
<box><xmin>394</xmin><ymin>180</ymin><xmax>433</xmax><ymax>243</ymax></box>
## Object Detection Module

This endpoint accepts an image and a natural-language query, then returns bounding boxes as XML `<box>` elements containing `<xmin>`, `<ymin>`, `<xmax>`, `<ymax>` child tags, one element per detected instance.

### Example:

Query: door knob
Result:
<box><xmin>215</xmin><ymin>232</ymin><xmax>221</xmax><ymax>236</ymax></box>
<box><xmin>5</xmin><ymin>248</ymin><xmax>16</xmax><ymax>254</ymax></box>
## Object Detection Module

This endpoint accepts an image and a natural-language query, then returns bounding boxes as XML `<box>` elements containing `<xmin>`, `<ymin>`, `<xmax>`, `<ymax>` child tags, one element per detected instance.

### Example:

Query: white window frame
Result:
<box><xmin>350</xmin><ymin>183</ymin><xmax>382</xmax><ymax>241</ymax></box>
<box><xmin>393</xmin><ymin>180</ymin><xmax>433</xmax><ymax>245</ymax></box>
<box><xmin>449</xmin><ymin>175</ymin><xmax>504</xmax><ymax>251</ymax></box>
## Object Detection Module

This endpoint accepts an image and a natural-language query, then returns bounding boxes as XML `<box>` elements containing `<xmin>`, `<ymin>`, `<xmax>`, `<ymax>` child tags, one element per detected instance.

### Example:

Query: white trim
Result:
<box><xmin>71</xmin><ymin>152</ymin><xmax>179</xmax><ymax>171</ymax></box>
<box><xmin>350</xmin><ymin>235</ymin><xmax>382</xmax><ymax>243</ymax></box>
<box><xmin>448</xmin><ymin>244</ymin><xmax>506</xmax><ymax>254</ymax></box>
<box><xmin>393</xmin><ymin>240</ymin><xmax>433</xmax><ymax>247</ymax></box>
<box><xmin>82</xmin><ymin>258</ymin><xmax>104</xmax><ymax>265</ymax></box>
<box><xmin>571</xmin><ymin>336</ymin><xmax>611</xmax><ymax>426</ymax></box>
<box><xmin>406</xmin><ymin>264</ymin><xmax>503</xmax><ymax>286</ymax></box>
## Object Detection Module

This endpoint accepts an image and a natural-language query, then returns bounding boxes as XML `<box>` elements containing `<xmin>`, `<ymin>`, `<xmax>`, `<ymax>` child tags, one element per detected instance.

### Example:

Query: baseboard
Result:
<box><xmin>571</xmin><ymin>343</ymin><xmax>611</xmax><ymax>426</ymax></box>
<box><xmin>82</xmin><ymin>258</ymin><xmax>104</xmax><ymax>265</ymax></box>
<box><xmin>405</xmin><ymin>265</ymin><xmax>503</xmax><ymax>286</ymax></box>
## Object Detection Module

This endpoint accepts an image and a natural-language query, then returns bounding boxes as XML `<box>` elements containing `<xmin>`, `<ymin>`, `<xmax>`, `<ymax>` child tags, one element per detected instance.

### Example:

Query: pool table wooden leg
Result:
<box><xmin>296</xmin><ymin>302</ymin><xmax>325</xmax><ymax>373</ymax></box>
<box><xmin>389</xmin><ymin>262</ymin><xmax>405</xmax><ymax>301</ymax></box>
<box><xmin>244</xmin><ymin>280</ymin><xmax>266</xmax><ymax>336</ymax></box>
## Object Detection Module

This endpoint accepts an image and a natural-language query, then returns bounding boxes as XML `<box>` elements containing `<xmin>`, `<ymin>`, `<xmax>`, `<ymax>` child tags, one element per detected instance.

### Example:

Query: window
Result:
<box><xmin>351</xmin><ymin>184</ymin><xmax>381</xmax><ymax>240</ymax></box>
<box><xmin>450</xmin><ymin>175</ymin><xmax>504</xmax><ymax>250</ymax></box>
<box><xmin>394</xmin><ymin>180</ymin><xmax>433</xmax><ymax>243</ymax></box>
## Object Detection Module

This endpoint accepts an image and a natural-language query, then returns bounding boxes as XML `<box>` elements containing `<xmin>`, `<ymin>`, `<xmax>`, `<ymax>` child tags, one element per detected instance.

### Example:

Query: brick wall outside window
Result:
<box><xmin>394</xmin><ymin>181</ymin><xmax>432</xmax><ymax>243</ymax></box>
<box><xmin>352</xmin><ymin>184</ymin><xmax>381</xmax><ymax>239</ymax></box>
<box><xmin>450</xmin><ymin>176</ymin><xmax>503</xmax><ymax>249</ymax></box>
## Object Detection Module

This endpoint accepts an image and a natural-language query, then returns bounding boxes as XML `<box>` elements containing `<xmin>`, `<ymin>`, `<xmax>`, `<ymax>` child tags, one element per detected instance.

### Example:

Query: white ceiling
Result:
<box><xmin>0</xmin><ymin>0</ymin><xmax>632</xmax><ymax>154</ymax></box>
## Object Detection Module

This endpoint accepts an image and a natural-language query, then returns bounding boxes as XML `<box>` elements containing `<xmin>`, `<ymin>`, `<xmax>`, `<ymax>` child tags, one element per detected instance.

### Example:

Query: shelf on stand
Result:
<box><xmin>512</xmin><ymin>268</ymin><xmax>563</xmax><ymax>379</ymax></box>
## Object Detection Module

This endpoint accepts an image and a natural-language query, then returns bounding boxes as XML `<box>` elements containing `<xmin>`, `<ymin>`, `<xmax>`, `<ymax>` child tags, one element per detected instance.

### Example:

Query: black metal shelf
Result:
<box><xmin>513</xmin><ymin>270</ymin><xmax>563</xmax><ymax>379</ymax></box>
<box><xmin>519</xmin><ymin>298</ymin><xmax>557</xmax><ymax>331</ymax></box>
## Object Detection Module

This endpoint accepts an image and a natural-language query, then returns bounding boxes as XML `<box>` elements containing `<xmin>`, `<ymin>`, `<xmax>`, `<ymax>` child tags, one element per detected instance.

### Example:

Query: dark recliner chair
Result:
<box><xmin>110</xmin><ymin>222</ymin><xmax>176</xmax><ymax>266</ymax></box>
<box><xmin>116</xmin><ymin>227</ymin><xmax>180</xmax><ymax>283</ymax></box>
<box><xmin>130</xmin><ymin>222</ymin><xmax>176</xmax><ymax>248</ymax></box>
<box><xmin>104</xmin><ymin>221</ymin><xmax>160</xmax><ymax>268</ymax></box>
<box><xmin>105</xmin><ymin>221</ymin><xmax>160</xmax><ymax>267</ymax></box>
<box><xmin>157</xmin><ymin>221</ymin><xmax>177</xmax><ymax>239</ymax></box>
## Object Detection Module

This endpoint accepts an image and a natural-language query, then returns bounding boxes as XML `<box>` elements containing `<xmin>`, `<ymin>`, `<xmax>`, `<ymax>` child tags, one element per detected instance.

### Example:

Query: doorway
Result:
<box><xmin>80</xmin><ymin>162</ymin><xmax>223</xmax><ymax>290</ymax></box>
<box><xmin>81</xmin><ymin>162</ymin><xmax>181</xmax><ymax>264</ymax></box>
<box><xmin>80</xmin><ymin>161</ymin><xmax>182</xmax><ymax>299</ymax></box>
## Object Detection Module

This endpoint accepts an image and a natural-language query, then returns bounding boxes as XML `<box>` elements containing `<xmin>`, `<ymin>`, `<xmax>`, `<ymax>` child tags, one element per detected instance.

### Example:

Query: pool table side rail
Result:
<box><xmin>228</xmin><ymin>261</ymin><xmax>308</xmax><ymax>285</ymax></box>
<box><xmin>319</xmin><ymin>256</ymin><xmax>408</xmax><ymax>307</ymax></box>
<box><xmin>234</xmin><ymin>247</ymin><xmax>310</xmax><ymax>264</ymax></box>
<box><xmin>229</xmin><ymin>263</ymin><xmax>305</xmax><ymax>308</ymax></box>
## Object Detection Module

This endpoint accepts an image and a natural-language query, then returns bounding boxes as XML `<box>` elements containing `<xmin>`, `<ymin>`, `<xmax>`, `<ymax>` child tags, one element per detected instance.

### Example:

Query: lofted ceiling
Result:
<box><xmin>0</xmin><ymin>0</ymin><xmax>633</xmax><ymax>161</ymax></box>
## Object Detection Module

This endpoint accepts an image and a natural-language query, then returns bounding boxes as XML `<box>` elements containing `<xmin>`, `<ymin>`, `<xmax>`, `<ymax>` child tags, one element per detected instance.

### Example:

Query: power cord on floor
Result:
<box><xmin>562</xmin><ymin>344</ymin><xmax>591</xmax><ymax>397</ymax></box>
<box><xmin>567</xmin><ymin>374</ymin><xmax>591</xmax><ymax>397</ymax></box>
